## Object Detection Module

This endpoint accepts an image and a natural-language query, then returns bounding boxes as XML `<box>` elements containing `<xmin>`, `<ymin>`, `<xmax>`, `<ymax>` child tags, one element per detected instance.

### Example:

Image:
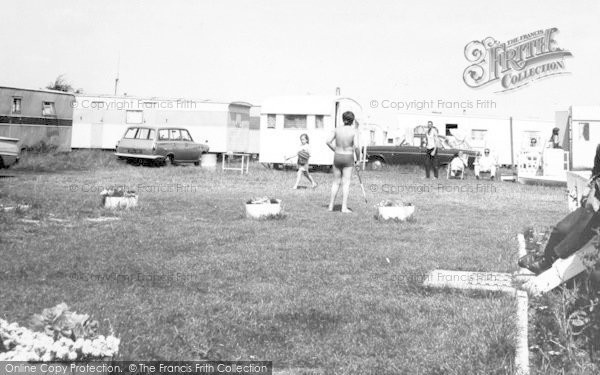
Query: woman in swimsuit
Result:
<box><xmin>326</xmin><ymin>111</ymin><xmax>360</xmax><ymax>213</ymax></box>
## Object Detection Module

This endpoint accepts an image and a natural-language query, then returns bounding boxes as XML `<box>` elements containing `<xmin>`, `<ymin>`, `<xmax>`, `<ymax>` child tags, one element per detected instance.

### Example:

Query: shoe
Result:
<box><xmin>518</xmin><ymin>253</ymin><xmax>552</xmax><ymax>275</ymax></box>
<box><xmin>491</xmin><ymin>176</ymin><xmax>495</xmax><ymax>180</ymax></box>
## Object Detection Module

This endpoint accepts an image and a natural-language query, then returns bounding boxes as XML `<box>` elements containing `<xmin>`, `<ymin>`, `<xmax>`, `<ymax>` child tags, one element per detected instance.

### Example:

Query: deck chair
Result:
<box><xmin>475</xmin><ymin>152</ymin><xmax>499</xmax><ymax>180</ymax></box>
<box><xmin>447</xmin><ymin>162</ymin><xmax>465</xmax><ymax>179</ymax></box>
<box><xmin>447</xmin><ymin>154</ymin><xmax>468</xmax><ymax>180</ymax></box>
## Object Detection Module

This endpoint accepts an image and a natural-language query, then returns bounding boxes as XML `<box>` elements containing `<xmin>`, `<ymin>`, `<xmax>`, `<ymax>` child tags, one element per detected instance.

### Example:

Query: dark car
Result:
<box><xmin>366</xmin><ymin>142</ymin><xmax>477</xmax><ymax>169</ymax></box>
<box><xmin>115</xmin><ymin>126</ymin><xmax>209</xmax><ymax>166</ymax></box>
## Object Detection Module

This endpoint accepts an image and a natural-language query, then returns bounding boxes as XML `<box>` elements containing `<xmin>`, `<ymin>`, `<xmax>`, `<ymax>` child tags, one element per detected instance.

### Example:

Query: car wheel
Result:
<box><xmin>369</xmin><ymin>159</ymin><xmax>385</xmax><ymax>170</ymax></box>
<box><xmin>194</xmin><ymin>161</ymin><xmax>200</xmax><ymax>166</ymax></box>
<box><xmin>0</xmin><ymin>157</ymin><xmax>5</xmax><ymax>169</ymax></box>
<box><xmin>163</xmin><ymin>155</ymin><xmax>173</xmax><ymax>166</ymax></box>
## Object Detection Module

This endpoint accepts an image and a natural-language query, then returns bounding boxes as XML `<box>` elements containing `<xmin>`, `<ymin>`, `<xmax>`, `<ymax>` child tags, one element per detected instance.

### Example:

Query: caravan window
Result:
<box><xmin>12</xmin><ymin>98</ymin><xmax>21</xmax><ymax>114</ymax></box>
<box><xmin>126</xmin><ymin>110</ymin><xmax>143</xmax><ymax>124</ymax></box>
<box><xmin>42</xmin><ymin>102</ymin><xmax>56</xmax><ymax>116</ymax></box>
<box><xmin>579</xmin><ymin>122</ymin><xmax>590</xmax><ymax>141</ymax></box>
<box><xmin>471</xmin><ymin>129</ymin><xmax>487</xmax><ymax>140</ymax></box>
<box><xmin>284</xmin><ymin>115</ymin><xmax>307</xmax><ymax>129</ymax></box>
<box><xmin>267</xmin><ymin>114</ymin><xmax>276</xmax><ymax>129</ymax></box>
<box><xmin>315</xmin><ymin>115</ymin><xmax>324</xmax><ymax>129</ymax></box>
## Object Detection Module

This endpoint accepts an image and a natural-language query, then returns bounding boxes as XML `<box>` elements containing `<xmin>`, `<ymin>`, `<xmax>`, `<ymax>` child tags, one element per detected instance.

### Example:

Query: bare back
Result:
<box><xmin>333</xmin><ymin>126</ymin><xmax>357</xmax><ymax>154</ymax></box>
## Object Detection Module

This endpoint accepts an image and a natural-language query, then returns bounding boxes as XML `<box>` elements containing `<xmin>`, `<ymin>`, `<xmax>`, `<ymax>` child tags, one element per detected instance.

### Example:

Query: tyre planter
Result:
<box><xmin>245</xmin><ymin>198</ymin><xmax>282</xmax><ymax>219</ymax></box>
<box><xmin>376</xmin><ymin>201</ymin><xmax>414</xmax><ymax>221</ymax></box>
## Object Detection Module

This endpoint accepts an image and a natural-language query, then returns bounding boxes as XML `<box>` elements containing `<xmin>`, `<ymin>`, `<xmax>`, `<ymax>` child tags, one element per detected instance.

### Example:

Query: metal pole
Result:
<box><xmin>509</xmin><ymin>116</ymin><xmax>514</xmax><ymax>168</ymax></box>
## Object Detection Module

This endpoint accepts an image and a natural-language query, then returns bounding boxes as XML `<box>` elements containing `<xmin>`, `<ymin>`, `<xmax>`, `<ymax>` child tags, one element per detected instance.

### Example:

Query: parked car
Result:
<box><xmin>366</xmin><ymin>142</ymin><xmax>477</xmax><ymax>169</ymax></box>
<box><xmin>115</xmin><ymin>126</ymin><xmax>209</xmax><ymax>166</ymax></box>
<box><xmin>0</xmin><ymin>136</ymin><xmax>20</xmax><ymax>168</ymax></box>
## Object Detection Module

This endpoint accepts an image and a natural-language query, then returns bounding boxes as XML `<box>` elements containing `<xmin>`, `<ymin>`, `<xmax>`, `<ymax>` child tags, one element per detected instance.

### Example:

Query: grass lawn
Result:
<box><xmin>0</xmin><ymin>151</ymin><xmax>570</xmax><ymax>374</ymax></box>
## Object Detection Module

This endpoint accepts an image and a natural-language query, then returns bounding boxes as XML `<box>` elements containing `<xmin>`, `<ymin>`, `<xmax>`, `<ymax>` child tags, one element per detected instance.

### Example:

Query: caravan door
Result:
<box><xmin>571</xmin><ymin>121</ymin><xmax>600</xmax><ymax>169</ymax></box>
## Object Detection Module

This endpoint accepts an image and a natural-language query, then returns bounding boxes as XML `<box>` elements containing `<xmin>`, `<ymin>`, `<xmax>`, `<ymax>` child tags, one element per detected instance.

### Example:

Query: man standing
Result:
<box><xmin>424</xmin><ymin>121</ymin><xmax>439</xmax><ymax>179</ymax></box>
<box><xmin>475</xmin><ymin>148</ymin><xmax>497</xmax><ymax>180</ymax></box>
<box><xmin>326</xmin><ymin>111</ymin><xmax>359</xmax><ymax>213</ymax></box>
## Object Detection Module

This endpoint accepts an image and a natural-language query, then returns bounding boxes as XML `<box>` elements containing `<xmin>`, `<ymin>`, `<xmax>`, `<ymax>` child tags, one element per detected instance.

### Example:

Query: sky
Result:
<box><xmin>1</xmin><ymin>0</ymin><xmax>598</xmax><ymax>125</ymax></box>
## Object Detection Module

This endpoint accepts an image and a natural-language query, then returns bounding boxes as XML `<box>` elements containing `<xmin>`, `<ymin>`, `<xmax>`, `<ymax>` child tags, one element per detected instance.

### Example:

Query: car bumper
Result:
<box><xmin>114</xmin><ymin>152</ymin><xmax>164</xmax><ymax>160</ymax></box>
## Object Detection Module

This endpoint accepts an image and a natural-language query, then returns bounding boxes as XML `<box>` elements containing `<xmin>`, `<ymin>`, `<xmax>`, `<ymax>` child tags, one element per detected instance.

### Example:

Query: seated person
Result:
<box><xmin>449</xmin><ymin>152</ymin><xmax>466</xmax><ymax>177</ymax></box>
<box><xmin>519</xmin><ymin>144</ymin><xmax>600</xmax><ymax>274</ymax></box>
<box><xmin>475</xmin><ymin>148</ymin><xmax>496</xmax><ymax>180</ymax></box>
<box><xmin>548</xmin><ymin>127</ymin><xmax>561</xmax><ymax>149</ymax></box>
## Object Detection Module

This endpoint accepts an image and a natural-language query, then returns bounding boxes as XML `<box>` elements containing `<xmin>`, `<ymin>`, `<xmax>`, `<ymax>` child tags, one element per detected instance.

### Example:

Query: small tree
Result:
<box><xmin>46</xmin><ymin>75</ymin><xmax>74</xmax><ymax>93</ymax></box>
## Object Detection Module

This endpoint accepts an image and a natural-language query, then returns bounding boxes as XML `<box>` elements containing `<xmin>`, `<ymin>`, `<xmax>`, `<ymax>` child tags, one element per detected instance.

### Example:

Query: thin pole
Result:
<box><xmin>509</xmin><ymin>116</ymin><xmax>514</xmax><ymax>168</ymax></box>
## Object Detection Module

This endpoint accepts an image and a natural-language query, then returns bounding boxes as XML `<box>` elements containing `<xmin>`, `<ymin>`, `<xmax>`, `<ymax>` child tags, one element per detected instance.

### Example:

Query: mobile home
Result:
<box><xmin>249</xmin><ymin>106</ymin><xmax>261</xmax><ymax>155</ymax></box>
<box><xmin>557</xmin><ymin>106</ymin><xmax>600</xmax><ymax>170</ymax></box>
<box><xmin>0</xmin><ymin>86</ymin><xmax>75</xmax><ymax>151</ymax></box>
<box><xmin>72</xmin><ymin>95</ymin><xmax>252</xmax><ymax>153</ymax></box>
<box><xmin>389</xmin><ymin>113</ymin><xmax>556</xmax><ymax>166</ymax></box>
<box><xmin>259</xmin><ymin>96</ymin><xmax>363</xmax><ymax>167</ymax></box>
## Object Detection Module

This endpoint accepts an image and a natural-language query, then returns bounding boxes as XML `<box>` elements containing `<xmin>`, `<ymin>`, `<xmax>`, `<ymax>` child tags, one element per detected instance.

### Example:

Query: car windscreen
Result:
<box><xmin>181</xmin><ymin>130</ymin><xmax>193</xmax><ymax>142</ymax></box>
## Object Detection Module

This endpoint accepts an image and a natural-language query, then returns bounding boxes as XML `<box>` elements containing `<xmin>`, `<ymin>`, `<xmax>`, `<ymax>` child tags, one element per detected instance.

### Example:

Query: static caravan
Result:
<box><xmin>248</xmin><ymin>106</ymin><xmax>261</xmax><ymax>155</ymax></box>
<box><xmin>391</xmin><ymin>113</ymin><xmax>555</xmax><ymax>166</ymax></box>
<box><xmin>72</xmin><ymin>95</ymin><xmax>252</xmax><ymax>153</ymax></box>
<box><xmin>360</xmin><ymin>122</ymin><xmax>388</xmax><ymax>146</ymax></box>
<box><xmin>259</xmin><ymin>96</ymin><xmax>363</xmax><ymax>167</ymax></box>
<box><xmin>0</xmin><ymin>86</ymin><xmax>75</xmax><ymax>151</ymax></box>
<box><xmin>558</xmin><ymin>106</ymin><xmax>600</xmax><ymax>170</ymax></box>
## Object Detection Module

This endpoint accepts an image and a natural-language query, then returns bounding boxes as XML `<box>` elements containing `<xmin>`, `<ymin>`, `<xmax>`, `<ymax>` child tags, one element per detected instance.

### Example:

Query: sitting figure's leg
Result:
<box><xmin>523</xmin><ymin>207</ymin><xmax>597</xmax><ymax>274</ymax></box>
<box><xmin>490</xmin><ymin>165</ymin><xmax>497</xmax><ymax>180</ymax></box>
<box><xmin>474</xmin><ymin>164</ymin><xmax>481</xmax><ymax>179</ymax></box>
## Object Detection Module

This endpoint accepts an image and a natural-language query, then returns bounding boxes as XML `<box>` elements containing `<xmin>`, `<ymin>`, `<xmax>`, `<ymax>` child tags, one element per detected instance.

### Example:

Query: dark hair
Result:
<box><xmin>300</xmin><ymin>133</ymin><xmax>309</xmax><ymax>143</ymax></box>
<box><xmin>342</xmin><ymin>111</ymin><xmax>355</xmax><ymax>126</ymax></box>
<box><xmin>592</xmin><ymin>144</ymin><xmax>600</xmax><ymax>177</ymax></box>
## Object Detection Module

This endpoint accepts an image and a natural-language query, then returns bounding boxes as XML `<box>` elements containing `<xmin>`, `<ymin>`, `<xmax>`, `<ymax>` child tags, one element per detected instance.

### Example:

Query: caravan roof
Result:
<box><xmin>260</xmin><ymin>96</ymin><xmax>342</xmax><ymax>115</ymax></box>
<box><xmin>571</xmin><ymin>106</ymin><xmax>600</xmax><ymax>121</ymax></box>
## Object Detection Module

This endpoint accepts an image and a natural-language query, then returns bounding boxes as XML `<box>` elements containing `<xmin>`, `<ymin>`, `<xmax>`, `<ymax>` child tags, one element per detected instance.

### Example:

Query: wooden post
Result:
<box><xmin>510</xmin><ymin>116</ymin><xmax>514</xmax><ymax>168</ymax></box>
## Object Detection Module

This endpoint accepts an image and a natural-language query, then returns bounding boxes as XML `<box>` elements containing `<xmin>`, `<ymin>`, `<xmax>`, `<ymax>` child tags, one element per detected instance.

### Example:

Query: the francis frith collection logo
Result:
<box><xmin>463</xmin><ymin>27</ymin><xmax>572</xmax><ymax>92</ymax></box>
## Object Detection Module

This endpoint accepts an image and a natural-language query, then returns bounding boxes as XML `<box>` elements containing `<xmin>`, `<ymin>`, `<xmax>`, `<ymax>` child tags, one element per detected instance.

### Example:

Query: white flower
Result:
<box><xmin>82</xmin><ymin>340</ymin><xmax>93</xmax><ymax>355</ymax></box>
<box><xmin>41</xmin><ymin>352</ymin><xmax>54</xmax><ymax>362</ymax></box>
<box><xmin>106</xmin><ymin>336</ymin><xmax>120</xmax><ymax>353</ymax></box>
<box><xmin>74</xmin><ymin>338</ymin><xmax>84</xmax><ymax>350</ymax></box>
<box><xmin>68</xmin><ymin>351</ymin><xmax>78</xmax><ymax>360</ymax></box>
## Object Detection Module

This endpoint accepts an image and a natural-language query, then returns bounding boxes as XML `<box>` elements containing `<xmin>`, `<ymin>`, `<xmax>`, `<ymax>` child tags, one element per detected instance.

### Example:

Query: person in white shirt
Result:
<box><xmin>475</xmin><ymin>148</ymin><xmax>496</xmax><ymax>179</ymax></box>
<box><xmin>449</xmin><ymin>152</ymin><xmax>467</xmax><ymax>178</ymax></box>
<box><xmin>424</xmin><ymin>121</ymin><xmax>440</xmax><ymax>179</ymax></box>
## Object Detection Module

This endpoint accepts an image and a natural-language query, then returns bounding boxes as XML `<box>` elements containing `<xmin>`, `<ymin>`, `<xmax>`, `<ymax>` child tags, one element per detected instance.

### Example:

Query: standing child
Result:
<box><xmin>286</xmin><ymin>133</ymin><xmax>317</xmax><ymax>189</ymax></box>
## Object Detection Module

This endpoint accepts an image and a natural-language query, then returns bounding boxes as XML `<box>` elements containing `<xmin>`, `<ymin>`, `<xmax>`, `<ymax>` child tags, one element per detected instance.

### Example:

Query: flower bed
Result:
<box><xmin>376</xmin><ymin>199</ymin><xmax>414</xmax><ymax>221</ymax></box>
<box><xmin>245</xmin><ymin>197</ymin><xmax>282</xmax><ymax>219</ymax></box>
<box><xmin>0</xmin><ymin>303</ymin><xmax>119</xmax><ymax>361</ymax></box>
<box><xmin>101</xmin><ymin>187</ymin><xmax>137</xmax><ymax>209</ymax></box>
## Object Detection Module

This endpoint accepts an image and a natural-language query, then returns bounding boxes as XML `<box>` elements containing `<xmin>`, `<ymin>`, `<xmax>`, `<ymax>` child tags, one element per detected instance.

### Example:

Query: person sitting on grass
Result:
<box><xmin>449</xmin><ymin>151</ymin><xmax>466</xmax><ymax>178</ymax></box>
<box><xmin>519</xmin><ymin>144</ymin><xmax>600</xmax><ymax>274</ymax></box>
<box><xmin>475</xmin><ymin>148</ymin><xmax>496</xmax><ymax>180</ymax></box>
<box><xmin>285</xmin><ymin>133</ymin><xmax>317</xmax><ymax>189</ymax></box>
<box><xmin>326</xmin><ymin>111</ymin><xmax>359</xmax><ymax>213</ymax></box>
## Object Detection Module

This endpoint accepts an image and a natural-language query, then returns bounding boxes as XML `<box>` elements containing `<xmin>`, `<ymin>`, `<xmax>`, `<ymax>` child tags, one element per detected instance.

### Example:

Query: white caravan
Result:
<box><xmin>259</xmin><ymin>96</ymin><xmax>363</xmax><ymax>167</ymax></box>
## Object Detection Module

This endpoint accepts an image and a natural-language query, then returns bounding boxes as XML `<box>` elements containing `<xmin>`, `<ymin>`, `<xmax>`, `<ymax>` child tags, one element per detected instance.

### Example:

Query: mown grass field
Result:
<box><xmin>0</xmin><ymin>151</ymin><xmax>570</xmax><ymax>374</ymax></box>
